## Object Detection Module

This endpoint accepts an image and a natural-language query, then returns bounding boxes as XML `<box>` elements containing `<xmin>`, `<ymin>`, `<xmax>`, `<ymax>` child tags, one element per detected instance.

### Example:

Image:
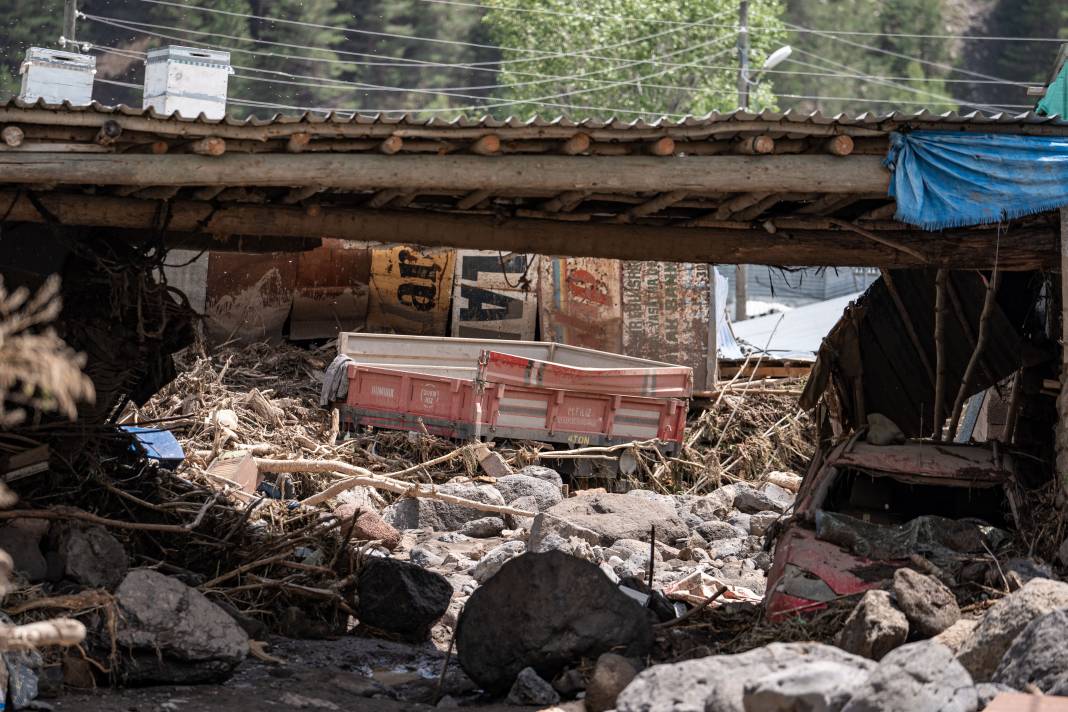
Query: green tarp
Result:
<box><xmin>1038</xmin><ymin>61</ymin><xmax>1068</xmax><ymax>118</ymax></box>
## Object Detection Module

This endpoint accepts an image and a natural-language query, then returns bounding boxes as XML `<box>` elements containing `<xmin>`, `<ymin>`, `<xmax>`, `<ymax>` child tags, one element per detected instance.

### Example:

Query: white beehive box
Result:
<box><xmin>19</xmin><ymin>48</ymin><xmax>96</xmax><ymax>105</ymax></box>
<box><xmin>143</xmin><ymin>46</ymin><xmax>232</xmax><ymax>120</ymax></box>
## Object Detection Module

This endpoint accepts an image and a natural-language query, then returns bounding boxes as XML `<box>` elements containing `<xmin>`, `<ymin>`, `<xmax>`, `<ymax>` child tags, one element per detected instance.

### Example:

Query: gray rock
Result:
<box><xmin>586</xmin><ymin>653</ymin><xmax>640</xmax><ymax>712</ymax></box>
<box><xmin>541</xmin><ymin>492</ymin><xmax>688</xmax><ymax>546</ymax></box>
<box><xmin>471</xmin><ymin>540</ymin><xmax>525</xmax><ymax>584</ymax></box>
<box><xmin>685</xmin><ymin>485</ymin><xmax>740</xmax><ymax>521</ymax></box>
<box><xmin>0</xmin><ymin>520</ymin><xmax>48</xmax><ymax>582</ymax></box>
<box><xmin>51</xmin><ymin>523</ymin><xmax>128</xmax><ymax>590</ymax></box>
<box><xmin>528</xmin><ymin>512</ymin><xmax>602</xmax><ymax>553</ymax></box>
<box><xmin>509</xmin><ymin>495</ymin><xmax>539</xmax><ymax>529</ymax></box>
<box><xmin>696</xmin><ymin>520</ymin><xmax>746</xmax><ymax>542</ymax></box>
<box><xmin>992</xmin><ymin>608</ymin><xmax>1068</xmax><ymax>692</ymax></box>
<box><xmin>956</xmin><ymin>578</ymin><xmax>1068</xmax><ymax>681</ymax></box>
<box><xmin>933</xmin><ymin>618</ymin><xmax>978</xmax><ymax>655</ymax></box>
<box><xmin>383</xmin><ymin>483</ymin><xmax>507</xmax><ymax>531</ymax></box>
<box><xmin>616</xmin><ymin>642</ymin><xmax>874</xmax><ymax>712</ymax></box>
<box><xmin>493</xmin><ymin>474</ymin><xmax>563</xmax><ymax>512</ymax></box>
<box><xmin>708</xmin><ymin>537</ymin><xmax>748</xmax><ymax>560</ymax></box>
<box><xmin>729</xmin><ymin>512</ymin><xmax>753</xmax><ymax>534</ymax></box>
<box><xmin>749</xmin><ymin>511</ymin><xmax>781</xmax><ymax>537</ymax></box>
<box><xmin>116</xmin><ymin>569</ymin><xmax>248</xmax><ymax>684</ymax></box>
<box><xmin>892</xmin><ymin>568</ymin><xmax>960</xmax><ymax>637</ymax></box>
<box><xmin>356</xmin><ymin>558</ymin><xmax>452</xmax><ymax>642</ymax></box>
<box><xmin>507</xmin><ymin>667</ymin><xmax>560</xmax><ymax>706</ymax></box>
<box><xmin>409</xmin><ymin>545</ymin><xmax>445</xmax><ymax>569</ymax></box>
<box><xmin>456</xmin><ymin>551</ymin><xmax>654</xmax><ymax>693</ymax></box>
<box><xmin>743</xmin><ymin>660</ymin><xmax>871</xmax><ymax>712</ymax></box>
<box><xmin>436</xmin><ymin>532</ymin><xmax>471</xmax><ymax>543</ymax></box>
<box><xmin>1058</xmin><ymin>538</ymin><xmax>1068</xmax><ymax>567</ymax></box>
<box><xmin>975</xmin><ymin>683</ymin><xmax>1014</xmax><ymax>709</ymax></box>
<box><xmin>517</xmin><ymin>465</ymin><xmax>564</xmax><ymax>488</ymax></box>
<box><xmin>1002</xmin><ymin>557</ymin><xmax>1053</xmax><ymax>591</ymax></box>
<box><xmin>459</xmin><ymin>517</ymin><xmax>504</xmax><ymax>538</ymax></box>
<box><xmin>835</xmin><ymin>589</ymin><xmax>909</xmax><ymax>661</ymax></box>
<box><xmin>841</xmin><ymin>641</ymin><xmax>977</xmax><ymax>712</ymax></box>
<box><xmin>626</xmin><ymin>489</ymin><xmax>678</xmax><ymax>510</ymax></box>
<box><xmin>734</xmin><ymin>483</ymin><xmax>794</xmax><ymax>514</ymax></box>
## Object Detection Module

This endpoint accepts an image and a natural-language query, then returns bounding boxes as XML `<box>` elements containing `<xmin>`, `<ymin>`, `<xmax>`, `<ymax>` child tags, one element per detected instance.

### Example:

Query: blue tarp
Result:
<box><xmin>885</xmin><ymin>130</ymin><xmax>1068</xmax><ymax>231</ymax></box>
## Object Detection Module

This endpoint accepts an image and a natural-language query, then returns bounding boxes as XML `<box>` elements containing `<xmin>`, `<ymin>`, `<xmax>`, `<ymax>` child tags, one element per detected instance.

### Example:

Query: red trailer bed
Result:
<box><xmin>333</xmin><ymin>334</ymin><xmax>692</xmax><ymax>451</ymax></box>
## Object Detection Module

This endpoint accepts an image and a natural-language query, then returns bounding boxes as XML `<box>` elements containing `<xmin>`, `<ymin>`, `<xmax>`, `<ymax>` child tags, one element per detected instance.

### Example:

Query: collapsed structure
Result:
<box><xmin>0</xmin><ymin>42</ymin><xmax>1067</xmax><ymax>711</ymax></box>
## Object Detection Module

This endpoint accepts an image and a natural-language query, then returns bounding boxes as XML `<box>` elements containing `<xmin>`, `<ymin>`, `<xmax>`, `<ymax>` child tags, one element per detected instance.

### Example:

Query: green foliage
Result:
<box><xmin>0</xmin><ymin>0</ymin><xmax>65</xmax><ymax>98</ymax></box>
<box><xmin>480</xmin><ymin>0</ymin><xmax>787</xmax><ymax>119</ymax></box>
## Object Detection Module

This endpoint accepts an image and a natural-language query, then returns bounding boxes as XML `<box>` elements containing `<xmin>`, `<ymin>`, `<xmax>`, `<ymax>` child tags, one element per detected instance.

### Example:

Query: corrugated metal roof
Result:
<box><xmin>2</xmin><ymin>96</ymin><xmax>1066</xmax><ymax>132</ymax></box>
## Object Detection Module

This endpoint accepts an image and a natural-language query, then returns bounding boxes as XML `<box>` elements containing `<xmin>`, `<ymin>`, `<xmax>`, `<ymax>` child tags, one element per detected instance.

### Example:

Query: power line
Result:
<box><xmin>415</xmin><ymin>0</ymin><xmax>1068</xmax><ymax>43</ymax></box>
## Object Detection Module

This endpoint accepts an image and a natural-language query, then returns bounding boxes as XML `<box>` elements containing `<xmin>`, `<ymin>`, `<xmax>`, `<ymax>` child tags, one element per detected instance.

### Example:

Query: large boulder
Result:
<box><xmin>891</xmin><ymin>568</ymin><xmax>960</xmax><ymax>637</ymax></box>
<box><xmin>743</xmin><ymin>660</ymin><xmax>871</xmax><ymax>712</ymax></box>
<box><xmin>517</xmin><ymin>465</ymin><xmax>563</xmax><ymax>489</ymax></box>
<box><xmin>383</xmin><ymin>482</ymin><xmax>507</xmax><ymax>531</ymax></box>
<box><xmin>586</xmin><ymin>653</ymin><xmax>641</xmax><ymax>712</ymax></box>
<box><xmin>956</xmin><ymin>578</ymin><xmax>1068</xmax><ymax>681</ymax></box>
<box><xmin>733</xmin><ymin>483</ymin><xmax>794</xmax><ymax>515</ymax></box>
<box><xmin>333</xmin><ymin>503</ymin><xmax>400</xmax><ymax>550</ymax></box>
<box><xmin>992</xmin><ymin>608</ymin><xmax>1068</xmax><ymax>692</ymax></box>
<box><xmin>52</xmin><ymin>523</ymin><xmax>128</xmax><ymax>590</ymax></box>
<box><xmin>507</xmin><ymin>667</ymin><xmax>560</xmax><ymax>706</ymax></box>
<box><xmin>456</xmin><ymin>551</ymin><xmax>653</xmax><ymax>693</ymax></box>
<box><xmin>616</xmin><ymin>642</ymin><xmax>874</xmax><ymax>712</ymax></box>
<box><xmin>356</xmin><ymin>557</ymin><xmax>452</xmax><ymax>642</ymax></box>
<box><xmin>841</xmin><ymin>641</ymin><xmax>977</xmax><ymax>712</ymax></box>
<box><xmin>540</xmin><ymin>492</ymin><xmax>688</xmax><ymax>546</ymax></box>
<box><xmin>115</xmin><ymin>569</ymin><xmax>248</xmax><ymax>684</ymax></box>
<box><xmin>835</xmin><ymin>589</ymin><xmax>909</xmax><ymax>661</ymax></box>
<box><xmin>527</xmin><ymin>512</ymin><xmax>602</xmax><ymax>553</ymax></box>
<box><xmin>493</xmin><ymin>474</ymin><xmax>563</xmax><ymax>512</ymax></box>
<box><xmin>695</xmin><ymin>520</ymin><xmax>747</xmax><ymax>542</ymax></box>
<box><xmin>0</xmin><ymin>520</ymin><xmax>49</xmax><ymax>582</ymax></box>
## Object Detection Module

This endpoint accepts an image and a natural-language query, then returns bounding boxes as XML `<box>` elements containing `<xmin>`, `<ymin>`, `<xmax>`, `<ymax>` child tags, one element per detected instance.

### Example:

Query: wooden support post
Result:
<box><xmin>286</xmin><ymin>132</ymin><xmax>311</xmax><ymax>153</ymax></box>
<box><xmin>469</xmin><ymin>134</ymin><xmax>500</xmax><ymax>155</ymax></box>
<box><xmin>94</xmin><ymin>120</ymin><xmax>122</xmax><ymax>147</ymax></box>
<box><xmin>378</xmin><ymin>135</ymin><xmax>404</xmax><ymax>155</ymax></box>
<box><xmin>189</xmin><ymin>137</ymin><xmax>226</xmax><ymax>157</ymax></box>
<box><xmin>560</xmin><ymin>133</ymin><xmax>591</xmax><ymax>155</ymax></box>
<box><xmin>932</xmin><ymin>269</ymin><xmax>948</xmax><ymax>440</ymax></box>
<box><xmin>456</xmin><ymin>189</ymin><xmax>492</xmax><ymax>210</ymax></box>
<box><xmin>734</xmin><ymin>136</ymin><xmax>775</xmax><ymax>155</ymax></box>
<box><xmin>823</xmin><ymin>135</ymin><xmax>854</xmax><ymax>157</ymax></box>
<box><xmin>1</xmin><ymin>126</ymin><xmax>24</xmax><ymax>148</ymax></box>
<box><xmin>714</xmin><ymin>192</ymin><xmax>772</xmax><ymax>220</ymax></box>
<box><xmin>947</xmin><ymin>268</ymin><xmax>1001</xmax><ymax>436</ymax></box>
<box><xmin>881</xmin><ymin>269</ymin><xmax>935</xmax><ymax>386</ymax></box>
<box><xmin>1058</xmin><ymin>208</ymin><xmax>1068</xmax><ymax>493</ymax></box>
<box><xmin>644</xmin><ymin>137</ymin><xmax>676</xmax><ymax>156</ymax></box>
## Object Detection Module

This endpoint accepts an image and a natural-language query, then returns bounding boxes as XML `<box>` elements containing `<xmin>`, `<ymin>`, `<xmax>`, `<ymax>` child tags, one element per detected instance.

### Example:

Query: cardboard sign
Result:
<box><xmin>538</xmin><ymin>257</ymin><xmax>622</xmax><ymax>352</ymax></box>
<box><xmin>451</xmin><ymin>250</ymin><xmax>538</xmax><ymax>340</ymax></box>
<box><xmin>367</xmin><ymin>246</ymin><xmax>455</xmax><ymax>335</ymax></box>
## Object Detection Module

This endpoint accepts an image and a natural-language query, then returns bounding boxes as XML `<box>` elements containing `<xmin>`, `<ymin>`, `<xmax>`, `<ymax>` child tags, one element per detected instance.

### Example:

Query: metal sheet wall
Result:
<box><xmin>538</xmin><ymin>257</ymin><xmax>623</xmax><ymax>353</ymax></box>
<box><xmin>367</xmin><ymin>245</ymin><xmax>455</xmax><ymax>336</ymax></box>
<box><xmin>451</xmin><ymin>250</ymin><xmax>538</xmax><ymax>340</ymax></box>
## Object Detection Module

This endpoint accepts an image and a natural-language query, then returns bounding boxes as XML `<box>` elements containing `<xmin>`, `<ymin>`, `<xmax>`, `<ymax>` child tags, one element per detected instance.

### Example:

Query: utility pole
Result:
<box><xmin>62</xmin><ymin>0</ymin><xmax>78</xmax><ymax>46</ymax></box>
<box><xmin>734</xmin><ymin>0</ymin><xmax>750</xmax><ymax>322</ymax></box>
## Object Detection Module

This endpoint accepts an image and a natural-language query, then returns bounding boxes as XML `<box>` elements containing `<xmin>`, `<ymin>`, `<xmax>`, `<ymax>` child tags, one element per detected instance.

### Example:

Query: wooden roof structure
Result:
<box><xmin>1</xmin><ymin>99</ymin><xmax>1066</xmax><ymax>269</ymax></box>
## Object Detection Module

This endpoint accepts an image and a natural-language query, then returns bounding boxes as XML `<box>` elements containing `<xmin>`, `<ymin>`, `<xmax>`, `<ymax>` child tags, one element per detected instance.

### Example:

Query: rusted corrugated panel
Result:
<box><xmin>538</xmin><ymin>257</ymin><xmax>622</xmax><ymax>352</ymax></box>
<box><xmin>622</xmin><ymin>261</ymin><xmax>712</xmax><ymax>387</ymax></box>
<box><xmin>290</xmin><ymin>239</ymin><xmax>371</xmax><ymax>341</ymax></box>
<box><xmin>451</xmin><ymin>250</ymin><xmax>538</xmax><ymax>340</ymax></box>
<box><xmin>204</xmin><ymin>252</ymin><xmax>297</xmax><ymax>342</ymax></box>
<box><xmin>367</xmin><ymin>245</ymin><xmax>455</xmax><ymax>336</ymax></box>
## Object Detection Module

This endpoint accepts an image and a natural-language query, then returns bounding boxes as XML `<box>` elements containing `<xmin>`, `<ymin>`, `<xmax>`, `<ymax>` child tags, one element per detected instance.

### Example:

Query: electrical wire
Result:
<box><xmin>413</xmin><ymin>0</ymin><xmax>1068</xmax><ymax>43</ymax></box>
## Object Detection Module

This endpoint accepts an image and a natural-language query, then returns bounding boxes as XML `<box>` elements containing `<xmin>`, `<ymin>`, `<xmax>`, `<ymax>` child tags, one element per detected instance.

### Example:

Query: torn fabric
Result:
<box><xmin>885</xmin><ymin>130</ymin><xmax>1068</xmax><ymax>230</ymax></box>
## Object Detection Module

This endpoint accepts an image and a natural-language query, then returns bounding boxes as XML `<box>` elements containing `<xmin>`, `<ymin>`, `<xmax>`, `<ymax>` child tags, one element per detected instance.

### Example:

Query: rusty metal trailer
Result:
<box><xmin>333</xmin><ymin>333</ymin><xmax>692</xmax><ymax>452</ymax></box>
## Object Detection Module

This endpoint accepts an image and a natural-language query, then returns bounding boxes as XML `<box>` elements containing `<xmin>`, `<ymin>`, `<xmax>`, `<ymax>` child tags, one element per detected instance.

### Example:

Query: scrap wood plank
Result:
<box><xmin>983</xmin><ymin>693</ymin><xmax>1068</xmax><ymax>711</ymax></box>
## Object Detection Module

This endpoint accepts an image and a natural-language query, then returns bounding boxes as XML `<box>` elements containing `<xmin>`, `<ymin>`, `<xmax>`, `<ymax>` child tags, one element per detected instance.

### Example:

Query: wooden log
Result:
<box><xmin>366</xmin><ymin>188</ymin><xmax>407</xmax><ymax>208</ymax></box>
<box><xmin>541</xmin><ymin>190</ymin><xmax>589</xmax><ymax>213</ymax></box>
<box><xmin>0</xmin><ymin>191</ymin><xmax>1053</xmax><ymax>269</ymax></box>
<box><xmin>0</xmin><ymin>619</ymin><xmax>86</xmax><ymax>652</ymax></box>
<box><xmin>734</xmin><ymin>136</ymin><xmax>775</xmax><ymax>155</ymax></box>
<box><xmin>881</xmin><ymin>269</ymin><xmax>935</xmax><ymax>386</ymax></box>
<box><xmin>379</xmin><ymin>135</ymin><xmax>404</xmax><ymax>155</ymax></box>
<box><xmin>151</xmin><ymin>141</ymin><xmax>169</xmax><ymax>155</ymax></box>
<box><xmin>188</xmin><ymin>137</ymin><xmax>226</xmax><ymax>157</ymax></box>
<box><xmin>0</xmin><ymin>153</ymin><xmax>891</xmax><ymax>194</ymax></box>
<box><xmin>561</xmin><ymin>133</ymin><xmax>591</xmax><ymax>155</ymax></box>
<box><xmin>947</xmin><ymin>268</ymin><xmax>1001</xmax><ymax>436</ymax></box>
<box><xmin>644</xmin><ymin>137</ymin><xmax>676</xmax><ymax>156</ymax></box>
<box><xmin>456</xmin><ymin>189</ymin><xmax>492</xmax><ymax>210</ymax></box>
<box><xmin>286</xmin><ymin>132</ymin><xmax>311</xmax><ymax>153</ymax></box>
<box><xmin>469</xmin><ymin>134</ymin><xmax>500</xmax><ymax>155</ymax></box>
<box><xmin>828</xmin><ymin>218</ymin><xmax>929</xmax><ymax>262</ymax></box>
<box><xmin>1</xmin><ymin>126</ymin><xmax>24</xmax><ymax>148</ymax></box>
<box><xmin>282</xmin><ymin>185</ymin><xmax>324</xmax><ymax>205</ymax></box>
<box><xmin>615</xmin><ymin>190</ymin><xmax>688</xmax><ymax>222</ymax></box>
<box><xmin>932</xmin><ymin>269</ymin><xmax>948</xmax><ymax>440</ymax></box>
<box><xmin>714</xmin><ymin>192</ymin><xmax>773</xmax><ymax>220</ymax></box>
<box><xmin>824</xmin><ymin>135</ymin><xmax>854</xmax><ymax>156</ymax></box>
<box><xmin>94</xmin><ymin>120</ymin><xmax>122</xmax><ymax>147</ymax></box>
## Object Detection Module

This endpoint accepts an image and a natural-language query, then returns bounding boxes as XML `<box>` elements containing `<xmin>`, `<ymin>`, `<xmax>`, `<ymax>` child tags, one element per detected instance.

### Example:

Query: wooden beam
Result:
<box><xmin>0</xmin><ymin>191</ymin><xmax>1052</xmax><ymax>270</ymax></box>
<box><xmin>714</xmin><ymin>192</ymin><xmax>773</xmax><ymax>220</ymax></box>
<box><xmin>541</xmin><ymin>190</ymin><xmax>589</xmax><ymax>213</ymax></box>
<box><xmin>1</xmin><ymin>126</ymin><xmax>24</xmax><ymax>148</ymax></box>
<box><xmin>286</xmin><ymin>132</ymin><xmax>311</xmax><ymax>153</ymax></box>
<box><xmin>1059</xmin><ymin>208</ymin><xmax>1068</xmax><ymax>494</ymax></box>
<box><xmin>0</xmin><ymin>153</ymin><xmax>891</xmax><ymax>195</ymax></box>
<box><xmin>94</xmin><ymin>120</ymin><xmax>122</xmax><ymax>147</ymax></box>
<box><xmin>366</xmin><ymin>188</ymin><xmax>407</xmax><ymax>208</ymax></box>
<box><xmin>282</xmin><ymin>185</ymin><xmax>324</xmax><ymax>205</ymax></box>
<box><xmin>470</xmin><ymin>135</ymin><xmax>501</xmax><ymax>155</ymax></box>
<box><xmin>457</xmin><ymin>189</ymin><xmax>493</xmax><ymax>210</ymax></box>
<box><xmin>734</xmin><ymin>136</ymin><xmax>775</xmax><ymax>155</ymax></box>
<box><xmin>561</xmin><ymin>133</ymin><xmax>591</xmax><ymax>155</ymax></box>
<box><xmin>614</xmin><ymin>190</ymin><xmax>689</xmax><ymax>223</ymax></box>
<box><xmin>188</xmin><ymin>137</ymin><xmax>225</xmax><ymax>157</ymax></box>
<box><xmin>824</xmin><ymin>135</ymin><xmax>854</xmax><ymax>156</ymax></box>
<box><xmin>828</xmin><ymin>218</ymin><xmax>929</xmax><ymax>263</ymax></box>
<box><xmin>644</xmin><ymin>137</ymin><xmax>676</xmax><ymax>156</ymax></box>
<box><xmin>378</xmin><ymin>136</ymin><xmax>404</xmax><ymax>155</ymax></box>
